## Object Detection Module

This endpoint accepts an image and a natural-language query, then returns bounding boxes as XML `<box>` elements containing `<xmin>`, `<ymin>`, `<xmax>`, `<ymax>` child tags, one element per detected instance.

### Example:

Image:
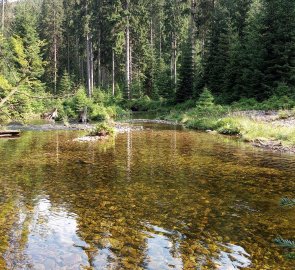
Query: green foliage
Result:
<box><xmin>280</xmin><ymin>198</ymin><xmax>295</xmax><ymax>208</ymax></box>
<box><xmin>274</xmin><ymin>237</ymin><xmax>295</xmax><ymax>249</ymax></box>
<box><xmin>59</xmin><ymin>70</ymin><xmax>73</xmax><ymax>93</ymax></box>
<box><xmin>176</xmin><ymin>36</ymin><xmax>194</xmax><ymax>103</ymax></box>
<box><xmin>196</xmin><ymin>88</ymin><xmax>215</xmax><ymax>108</ymax></box>
<box><xmin>232</xmin><ymin>96</ymin><xmax>295</xmax><ymax>110</ymax></box>
<box><xmin>126</xmin><ymin>96</ymin><xmax>166</xmax><ymax>112</ymax></box>
<box><xmin>89</xmin><ymin>122</ymin><xmax>115</xmax><ymax>137</ymax></box>
<box><xmin>186</xmin><ymin>117</ymin><xmax>218</xmax><ymax>131</ymax></box>
<box><xmin>72</xmin><ymin>87</ymin><xmax>91</xmax><ymax>113</ymax></box>
<box><xmin>215</xmin><ymin>118</ymin><xmax>241</xmax><ymax>135</ymax></box>
<box><xmin>275</xmin><ymin>197</ymin><xmax>295</xmax><ymax>260</ymax></box>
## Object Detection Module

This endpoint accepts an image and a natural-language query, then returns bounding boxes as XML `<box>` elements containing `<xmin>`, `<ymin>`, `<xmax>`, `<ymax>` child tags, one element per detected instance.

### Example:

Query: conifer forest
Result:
<box><xmin>0</xmin><ymin>1</ymin><xmax>294</xmax><ymax>269</ymax></box>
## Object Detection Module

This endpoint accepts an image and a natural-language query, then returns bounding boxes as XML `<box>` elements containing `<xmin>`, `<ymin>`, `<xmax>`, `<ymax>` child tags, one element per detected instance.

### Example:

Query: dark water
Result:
<box><xmin>0</xmin><ymin>124</ymin><xmax>294</xmax><ymax>270</ymax></box>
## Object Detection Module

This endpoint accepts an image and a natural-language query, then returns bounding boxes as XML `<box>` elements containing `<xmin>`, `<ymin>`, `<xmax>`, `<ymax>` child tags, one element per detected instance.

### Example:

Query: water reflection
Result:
<box><xmin>0</xmin><ymin>126</ymin><xmax>294</xmax><ymax>269</ymax></box>
<box><xmin>144</xmin><ymin>225</ymin><xmax>183</xmax><ymax>270</ymax></box>
<box><xmin>23</xmin><ymin>197</ymin><xmax>89</xmax><ymax>269</ymax></box>
<box><xmin>215</xmin><ymin>244</ymin><xmax>251</xmax><ymax>270</ymax></box>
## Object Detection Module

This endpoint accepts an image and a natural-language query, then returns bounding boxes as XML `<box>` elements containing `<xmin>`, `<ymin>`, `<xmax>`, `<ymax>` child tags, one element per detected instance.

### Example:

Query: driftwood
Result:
<box><xmin>78</xmin><ymin>107</ymin><xmax>88</xmax><ymax>123</ymax></box>
<box><xmin>41</xmin><ymin>108</ymin><xmax>58</xmax><ymax>121</ymax></box>
<box><xmin>0</xmin><ymin>130</ymin><xmax>20</xmax><ymax>138</ymax></box>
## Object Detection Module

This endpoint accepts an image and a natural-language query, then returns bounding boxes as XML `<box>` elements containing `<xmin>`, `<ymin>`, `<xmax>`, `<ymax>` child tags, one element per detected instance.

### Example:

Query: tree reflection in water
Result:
<box><xmin>0</xmin><ymin>127</ymin><xmax>294</xmax><ymax>269</ymax></box>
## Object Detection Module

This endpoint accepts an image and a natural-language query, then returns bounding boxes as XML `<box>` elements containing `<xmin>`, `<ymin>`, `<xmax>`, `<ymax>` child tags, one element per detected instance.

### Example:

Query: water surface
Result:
<box><xmin>0</xmin><ymin>125</ymin><xmax>294</xmax><ymax>269</ymax></box>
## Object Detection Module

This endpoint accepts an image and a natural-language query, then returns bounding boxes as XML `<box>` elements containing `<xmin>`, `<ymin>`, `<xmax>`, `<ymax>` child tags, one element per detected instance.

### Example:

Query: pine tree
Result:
<box><xmin>40</xmin><ymin>0</ymin><xmax>64</xmax><ymax>94</ymax></box>
<box><xmin>13</xmin><ymin>1</ymin><xmax>45</xmax><ymax>88</ymax></box>
<box><xmin>175</xmin><ymin>35</ymin><xmax>194</xmax><ymax>103</ymax></box>
<box><xmin>59</xmin><ymin>70</ymin><xmax>72</xmax><ymax>94</ymax></box>
<box><xmin>259</xmin><ymin>0</ymin><xmax>295</xmax><ymax>98</ymax></box>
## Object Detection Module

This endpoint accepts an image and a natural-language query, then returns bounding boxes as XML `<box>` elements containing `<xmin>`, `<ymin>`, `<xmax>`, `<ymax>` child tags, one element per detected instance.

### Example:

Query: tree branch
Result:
<box><xmin>0</xmin><ymin>77</ymin><xmax>28</xmax><ymax>108</ymax></box>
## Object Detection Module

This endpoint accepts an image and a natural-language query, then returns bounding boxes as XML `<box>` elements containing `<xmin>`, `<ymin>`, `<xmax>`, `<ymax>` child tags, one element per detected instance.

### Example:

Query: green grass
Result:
<box><xmin>165</xmin><ymin>107</ymin><xmax>295</xmax><ymax>147</ymax></box>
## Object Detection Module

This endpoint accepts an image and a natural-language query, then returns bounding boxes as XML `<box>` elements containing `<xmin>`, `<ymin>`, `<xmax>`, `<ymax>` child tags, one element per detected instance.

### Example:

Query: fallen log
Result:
<box><xmin>0</xmin><ymin>130</ymin><xmax>21</xmax><ymax>137</ymax></box>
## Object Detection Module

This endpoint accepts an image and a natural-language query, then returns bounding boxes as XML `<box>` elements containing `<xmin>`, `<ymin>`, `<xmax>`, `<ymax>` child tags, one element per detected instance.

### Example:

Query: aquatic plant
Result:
<box><xmin>275</xmin><ymin>198</ymin><xmax>295</xmax><ymax>259</ymax></box>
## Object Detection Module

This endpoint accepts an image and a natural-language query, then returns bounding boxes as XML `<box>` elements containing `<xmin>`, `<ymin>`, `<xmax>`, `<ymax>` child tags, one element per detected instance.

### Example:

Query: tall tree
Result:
<box><xmin>40</xmin><ymin>0</ymin><xmax>64</xmax><ymax>94</ymax></box>
<box><xmin>259</xmin><ymin>0</ymin><xmax>295</xmax><ymax>98</ymax></box>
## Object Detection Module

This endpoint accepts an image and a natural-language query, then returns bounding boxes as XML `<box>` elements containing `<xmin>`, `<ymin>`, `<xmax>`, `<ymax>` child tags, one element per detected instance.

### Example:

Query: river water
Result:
<box><xmin>0</xmin><ymin>123</ymin><xmax>294</xmax><ymax>269</ymax></box>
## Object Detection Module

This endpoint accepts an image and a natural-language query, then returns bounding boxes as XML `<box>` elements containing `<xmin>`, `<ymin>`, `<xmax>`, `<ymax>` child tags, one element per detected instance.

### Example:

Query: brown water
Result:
<box><xmin>0</xmin><ymin>124</ymin><xmax>294</xmax><ymax>270</ymax></box>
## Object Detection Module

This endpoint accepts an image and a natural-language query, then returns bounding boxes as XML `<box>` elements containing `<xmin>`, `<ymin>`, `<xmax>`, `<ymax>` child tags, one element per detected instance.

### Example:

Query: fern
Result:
<box><xmin>274</xmin><ymin>237</ymin><xmax>295</xmax><ymax>249</ymax></box>
<box><xmin>280</xmin><ymin>198</ymin><xmax>295</xmax><ymax>207</ymax></box>
<box><xmin>286</xmin><ymin>253</ymin><xmax>295</xmax><ymax>260</ymax></box>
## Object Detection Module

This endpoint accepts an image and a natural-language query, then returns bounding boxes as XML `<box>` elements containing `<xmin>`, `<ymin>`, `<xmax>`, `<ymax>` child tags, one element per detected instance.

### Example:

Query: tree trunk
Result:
<box><xmin>1</xmin><ymin>0</ymin><xmax>4</xmax><ymax>33</ymax></box>
<box><xmin>67</xmin><ymin>34</ymin><xmax>70</xmax><ymax>73</ymax></box>
<box><xmin>112</xmin><ymin>49</ymin><xmax>115</xmax><ymax>96</ymax></box>
<box><xmin>90</xmin><ymin>39</ymin><xmax>94</xmax><ymax>91</ymax></box>
<box><xmin>173</xmin><ymin>37</ymin><xmax>177</xmax><ymax>88</ymax></box>
<box><xmin>191</xmin><ymin>0</ymin><xmax>196</xmax><ymax>68</ymax></box>
<box><xmin>53</xmin><ymin>9</ymin><xmax>57</xmax><ymax>95</ymax></box>
<box><xmin>86</xmin><ymin>32</ymin><xmax>92</xmax><ymax>97</ymax></box>
<box><xmin>125</xmin><ymin>10</ymin><xmax>131</xmax><ymax>100</ymax></box>
<box><xmin>97</xmin><ymin>29</ymin><xmax>101</xmax><ymax>87</ymax></box>
<box><xmin>85</xmin><ymin>1</ymin><xmax>92</xmax><ymax>97</ymax></box>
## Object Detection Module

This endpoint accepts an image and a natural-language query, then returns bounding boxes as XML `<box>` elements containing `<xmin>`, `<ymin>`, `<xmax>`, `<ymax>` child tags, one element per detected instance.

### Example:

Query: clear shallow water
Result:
<box><xmin>0</xmin><ymin>125</ymin><xmax>294</xmax><ymax>269</ymax></box>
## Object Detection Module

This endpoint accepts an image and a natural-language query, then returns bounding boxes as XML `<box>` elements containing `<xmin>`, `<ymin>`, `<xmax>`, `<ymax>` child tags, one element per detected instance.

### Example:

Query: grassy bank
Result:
<box><xmin>161</xmin><ymin>91</ymin><xmax>295</xmax><ymax>148</ymax></box>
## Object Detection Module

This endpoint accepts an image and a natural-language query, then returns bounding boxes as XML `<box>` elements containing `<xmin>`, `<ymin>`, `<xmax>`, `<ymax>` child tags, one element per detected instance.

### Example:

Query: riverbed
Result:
<box><xmin>0</xmin><ymin>123</ymin><xmax>294</xmax><ymax>269</ymax></box>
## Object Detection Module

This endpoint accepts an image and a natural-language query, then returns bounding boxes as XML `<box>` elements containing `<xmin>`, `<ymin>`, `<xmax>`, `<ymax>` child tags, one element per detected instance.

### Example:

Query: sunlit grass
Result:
<box><xmin>237</xmin><ymin>117</ymin><xmax>295</xmax><ymax>146</ymax></box>
<box><xmin>183</xmin><ymin>115</ymin><xmax>295</xmax><ymax>146</ymax></box>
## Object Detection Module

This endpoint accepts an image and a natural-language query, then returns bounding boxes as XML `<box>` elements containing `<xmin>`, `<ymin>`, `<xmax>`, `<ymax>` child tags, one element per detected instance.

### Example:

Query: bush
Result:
<box><xmin>260</xmin><ymin>95</ymin><xmax>295</xmax><ymax>110</ymax></box>
<box><xmin>186</xmin><ymin>117</ymin><xmax>218</xmax><ymax>130</ymax></box>
<box><xmin>231</xmin><ymin>98</ymin><xmax>260</xmax><ymax>110</ymax></box>
<box><xmin>215</xmin><ymin>118</ymin><xmax>241</xmax><ymax>135</ymax></box>
<box><xmin>89</xmin><ymin>122</ymin><xmax>115</xmax><ymax>137</ymax></box>
<box><xmin>126</xmin><ymin>95</ymin><xmax>165</xmax><ymax>111</ymax></box>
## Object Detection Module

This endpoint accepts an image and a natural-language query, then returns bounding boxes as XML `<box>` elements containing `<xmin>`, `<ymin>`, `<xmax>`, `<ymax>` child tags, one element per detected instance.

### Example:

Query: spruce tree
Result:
<box><xmin>259</xmin><ymin>0</ymin><xmax>295</xmax><ymax>98</ymax></box>
<box><xmin>175</xmin><ymin>35</ymin><xmax>194</xmax><ymax>103</ymax></box>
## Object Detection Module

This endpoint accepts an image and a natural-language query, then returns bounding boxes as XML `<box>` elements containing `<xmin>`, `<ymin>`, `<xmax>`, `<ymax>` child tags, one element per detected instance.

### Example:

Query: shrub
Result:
<box><xmin>186</xmin><ymin>117</ymin><xmax>218</xmax><ymax>131</ymax></box>
<box><xmin>231</xmin><ymin>98</ymin><xmax>260</xmax><ymax>110</ymax></box>
<box><xmin>89</xmin><ymin>122</ymin><xmax>115</xmax><ymax>137</ymax></box>
<box><xmin>72</xmin><ymin>87</ymin><xmax>91</xmax><ymax>112</ymax></box>
<box><xmin>215</xmin><ymin>118</ymin><xmax>242</xmax><ymax>135</ymax></box>
<box><xmin>278</xmin><ymin>110</ymin><xmax>291</xmax><ymax>119</ymax></box>
<box><xmin>89</xmin><ymin>104</ymin><xmax>110</xmax><ymax>121</ymax></box>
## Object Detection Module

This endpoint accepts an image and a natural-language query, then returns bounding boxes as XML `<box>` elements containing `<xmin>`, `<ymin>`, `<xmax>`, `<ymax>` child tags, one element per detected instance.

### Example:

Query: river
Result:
<box><xmin>0</xmin><ymin>123</ymin><xmax>294</xmax><ymax>269</ymax></box>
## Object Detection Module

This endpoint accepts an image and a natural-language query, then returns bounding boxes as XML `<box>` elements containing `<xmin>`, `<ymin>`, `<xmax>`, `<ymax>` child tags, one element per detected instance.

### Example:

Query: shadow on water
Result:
<box><xmin>0</xmin><ymin>124</ymin><xmax>294</xmax><ymax>269</ymax></box>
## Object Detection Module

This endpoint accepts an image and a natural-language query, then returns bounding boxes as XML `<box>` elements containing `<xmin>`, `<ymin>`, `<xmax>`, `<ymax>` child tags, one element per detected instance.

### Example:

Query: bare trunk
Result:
<box><xmin>173</xmin><ymin>38</ymin><xmax>177</xmax><ymax>87</ymax></box>
<box><xmin>129</xmin><ymin>42</ymin><xmax>132</xmax><ymax>84</ymax></box>
<box><xmin>53</xmin><ymin>10</ymin><xmax>57</xmax><ymax>95</ymax></box>
<box><xmin>86</xmin><ymin>32</ymin><xmax>92</xmax><ymax>97</ymax></box>
<box><xmin>85</xmin><ymin>1</ymin><xmax>92</xmax><ymax>97</ymax></box>
<box><xmin>90</xmin><ymin>39</ymin><xmax>94</xmax><ymax>91</ymax></box>
<box><xmin>125</xmin><ymin>11</ymin><xmax>130</xmax><ymax>99</ymax></box>
<box><xmin>191</xmin><ymin>0</ymin><xmax>196</xmax><ymax>68</ymax></box>
<box><xmin>112</xmin><ymin>49</ymin><xmax>115</xmax><ymax>96</ymax></box>
<box><xmin>97</xmin><ymin>29</ymin><xmax>101</xmax><ymax>87</ymax></box>
<box><xmin>150</xmin><ymin>18</ymin><xmax>153</xmax><ymax>47</ymax></box>
<box><xmin>1</xmin><ymin>0</ymin><xmax>4</xmax><ymax>33</ymax></box>
<box><xmin>67</xmin><ymin>35</ymin><xmax>70</xmax><ymax>73</ymax></box>
<box><xmin>159</xmin><ymin>26</ymin><xmax>162</xmax><ymax>59</ymax></box>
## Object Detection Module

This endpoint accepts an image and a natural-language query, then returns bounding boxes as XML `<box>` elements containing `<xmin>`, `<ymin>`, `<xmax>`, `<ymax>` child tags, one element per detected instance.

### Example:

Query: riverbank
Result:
<box><xmin>2</xmin><ymin>111</ymin><xmax>295</xmax><ymax>153</ymax></box>
<box><xmin>3</xmin><ymin>122</ymin><xmax>142</xmax><ymax>133</ymax></box>
<box><xmin>164</xmin><ymin>109</ymin><xmax>295</xmax><ymax>154</ymax></box>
